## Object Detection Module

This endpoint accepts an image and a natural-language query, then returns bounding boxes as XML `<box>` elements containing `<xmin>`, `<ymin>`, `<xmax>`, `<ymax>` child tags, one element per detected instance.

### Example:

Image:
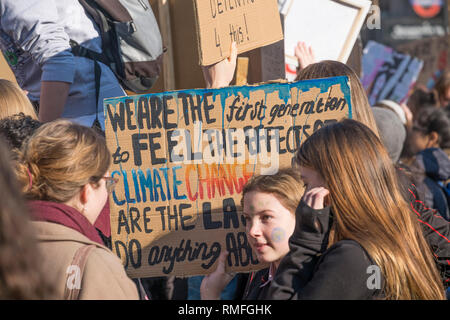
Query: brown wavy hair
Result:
<box><xmin>0</xmin><ymin>139</ymin><xmax>55</xmax><ymax>299</ymax></box>
<box><xmin>296</xmin><ymin>60</ymin><xmax>379</xmax><ymax>137</ymax></box>
<box><xmin>294</xmin><ymin>119</ymin><xmax>445</xmax><ymax>300</ymax></box>
<box><xmin>15</xmin><ymin>119</ymin><xmax>110</xmax><ymax>202</ymax></box>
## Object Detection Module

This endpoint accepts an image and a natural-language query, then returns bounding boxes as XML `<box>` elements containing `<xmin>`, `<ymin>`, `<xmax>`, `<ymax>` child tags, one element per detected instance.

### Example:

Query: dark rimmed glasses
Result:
<box><xmin>103</xmin><ymin>176</ymin><xmax>119</xmax><ymax>193</ymax></box>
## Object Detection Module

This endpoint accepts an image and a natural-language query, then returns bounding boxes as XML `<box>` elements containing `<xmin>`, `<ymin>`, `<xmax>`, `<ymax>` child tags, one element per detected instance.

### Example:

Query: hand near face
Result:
<box><xmin>200</xmin><ymin>251</ymin><xmax>235</xmax><ymax>300</ymax></box>
<box><xmin>202</xmin><ymin>42</ymin><xmax>238</xmax><ymax>89</ymax></box>
<box><xmin>303</xmin><ymin>187</ymin><xmax>330</xmax><ymax>210</ymax></box>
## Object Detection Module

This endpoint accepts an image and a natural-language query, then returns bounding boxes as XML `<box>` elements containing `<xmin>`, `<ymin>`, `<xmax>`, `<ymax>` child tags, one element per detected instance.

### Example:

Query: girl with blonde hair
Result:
<box><xmin>14</xmin><ymin>119</ymin><xmax>138</xmax><ymax>299</ymax></box>
<box><xmin>270</xmin><ymin>119</ymin><xmax>445</xmax><ymax>300</ymax></box>
<box><xmin>0</xmin><ymin>79</ymin><xmax>37</xmax><ymax>119</ymax></box>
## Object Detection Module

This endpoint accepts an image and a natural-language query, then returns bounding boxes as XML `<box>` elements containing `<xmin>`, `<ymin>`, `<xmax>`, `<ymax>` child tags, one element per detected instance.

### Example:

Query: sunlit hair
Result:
<box><xmin>0</xmin><ymin>79</ymin><xmax>37</xmax><ymax>120</ymax></box>
<box><xmin>296</xmin><ymin>60</ymin><xmax>379</xmax><ymax>137</ymax></box>
<box><xmin>0</xmin><ymin>139</ymin><xmax>55</xmax><ymax>299</ymax></box>
<box><xmin>241</xmin><ymin>167</ymin><xmax>305</xmax><ymax>214</ymax></box>
<box><xmin>294</xmin><ymin>119</ymin><xmax>445</xmax><ymax>300</ymax></box>
<box><xmin>15</xmin><ymin>119</ymin><xmax>110</xmax><ymax>202</ymax></box>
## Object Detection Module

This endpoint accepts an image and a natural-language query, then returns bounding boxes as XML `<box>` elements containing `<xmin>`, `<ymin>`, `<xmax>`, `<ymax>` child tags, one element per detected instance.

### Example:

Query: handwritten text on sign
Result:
<box><xmin>103</xmin><ymin>77</ymin><xmax>352</xmax><ymax>278</ymax></box>
<box><xmin>194</xmin><ymin>0</ymin><xmax>283</xmax><ymax>65</ymax></box>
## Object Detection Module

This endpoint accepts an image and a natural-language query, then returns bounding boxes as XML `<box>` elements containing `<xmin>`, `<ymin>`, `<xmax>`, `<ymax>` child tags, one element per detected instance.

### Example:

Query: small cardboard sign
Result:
<box><xmin>193</xmin><ymin>0</ymin><xmax>283</xmax><ymax>66</ymax></box>
<box><xmin>361</xmin><ymin>41</ymin><xmax>424</xmax><ymax>106</ymax></box>
<box><xmin>103</xmin><ymin>76</ymin><xmax>352</xmax><ymax>278</ymax></box>
<box><xmin>397</xmin><ymin>36</ymin><xmax>450</xmax><ymax>89</ymax></box>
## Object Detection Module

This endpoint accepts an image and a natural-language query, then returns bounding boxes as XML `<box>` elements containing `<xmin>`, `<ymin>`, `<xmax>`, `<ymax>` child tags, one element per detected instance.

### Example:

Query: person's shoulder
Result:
<box><xmin>322</xmin><ymin>239</ymin><xmax>375</xmax><ymax>269</ymax></box>
<box><xmin>81</xmin><ymin>244</ymin><xmax>139</xmax><ymax>299</ymax></box>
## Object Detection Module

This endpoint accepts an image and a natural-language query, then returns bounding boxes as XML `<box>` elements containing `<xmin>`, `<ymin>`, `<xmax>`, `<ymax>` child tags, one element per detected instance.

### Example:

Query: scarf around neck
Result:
<box><xmin>29</xmin><ymin>200</ymin><xmax>104</xmax><ymax>245</ymax></box>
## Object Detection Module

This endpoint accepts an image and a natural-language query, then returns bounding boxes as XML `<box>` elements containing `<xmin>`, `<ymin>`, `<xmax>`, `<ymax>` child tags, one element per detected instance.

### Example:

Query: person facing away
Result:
<box><xmin>293</xmin><ymin>59</ymin><xmax>450</xmax><ymax>290</ymax></box>
<box><xmin>406</xmin><ymin>106</ymin><xmax>450</xmax><ymax>221</ymax></box>
<box><xmin>269</xmin><ymin>119</ymin><xmax>445</xmax><ymax>300</ymax></box>
<box><xmin>14</xmin><ymin>119</ymin><xmax>139</xmax><ymax>299</ymax></box>
<box><xmin>200</xmin><ymin>168</ymin><xmax>305</xmax><ymax>300</ymax></box>
<box><xmin>0</xmin><ymin>1</ymin><xmax>124</xmax><ymax>128</ymax></box>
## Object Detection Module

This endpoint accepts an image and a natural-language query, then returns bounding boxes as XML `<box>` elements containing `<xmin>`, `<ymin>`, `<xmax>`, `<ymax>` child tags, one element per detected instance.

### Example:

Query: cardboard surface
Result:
<box><xmin>397</xmin><ymin>36</ymin><xmax>450</xmax><ymax>89</ymax></box>
<box><xmin>193</xmin><ymin>0</ymin><xmax>283</xmax><ymax>66</ymax></box>
<box><xmin>282</xmin><ymin>0</ymin><xmax>372</xmax><ymax>81</ymax></box>
<box><xmin>361</xmin><ymin>41</ymin><xmax>424</xmax><ymax>105</ymax></box>
<box><xmin>103</xmin><ymin>76</ymin><xmax>352</xmax><ymax>278</ymax></box>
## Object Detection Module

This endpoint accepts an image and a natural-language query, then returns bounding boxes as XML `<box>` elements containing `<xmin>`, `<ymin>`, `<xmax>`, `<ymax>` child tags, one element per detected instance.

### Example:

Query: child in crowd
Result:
<box><xmin>406</xmin><ymin>107</ymin><xmax>450</xmax><ymax>220</ymax></box>
<box><xmin>14</xmin><ymin>119</ymin><xmax>139</xmax><ymax>299</ymax></box>
<box><xmin>200</xmin><ymin>168</ymin><xmax>305</xmax><ymax>300</ymax></box>
<box><xmin>0</xmin><ymin>79</ymin><xmax>37</xmax><ymax>119</ymax></box>
<box><xmin>270</xmin><ymin>119</ymin><xmax>445</xmax><ymax>300</ymax></box>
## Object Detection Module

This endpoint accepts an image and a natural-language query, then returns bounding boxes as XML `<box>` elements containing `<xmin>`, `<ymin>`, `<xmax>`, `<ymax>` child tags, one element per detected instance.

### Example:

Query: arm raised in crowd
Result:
<box><xmin>202</xmin><ymin>42</ymin><xmax>237</xmax><ymax>89</ymax></box>
<box><xmin>295</xmin><ymin>41</ymin><xmax>316</xmax><ymax>74</ymax></box>
<box><xmin>0</xmin><ymin>0</ymin><xmax>75</xmax><ymax>122</ymax></box>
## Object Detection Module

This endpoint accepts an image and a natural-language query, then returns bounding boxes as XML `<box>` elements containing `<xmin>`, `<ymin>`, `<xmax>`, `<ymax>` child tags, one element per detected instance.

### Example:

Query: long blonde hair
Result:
<box><xmin>0</xmin><ymin>79</ymin><xmax>37</xmax><ymax>119</ymax></box>
<box><xmin>294</xmin><ymin>119</ymin><xmax>445</xmax><ymax>300</ymax></box>
<box><xmin>296</xmin><ymin>60</ymin><xmax>379</xmax><ymax>137</ymax></box>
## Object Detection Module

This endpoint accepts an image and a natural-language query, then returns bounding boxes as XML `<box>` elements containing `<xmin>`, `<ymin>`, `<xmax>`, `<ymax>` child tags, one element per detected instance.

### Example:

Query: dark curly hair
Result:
<box><xmin>414</xmin><ymin>106</ymin><xmax>450</xmax><ymax>149</ymax></box>
<box><xmin>0</xmin><ymin>113</ymin><xmax>41</xmax><ymax>152</ymax></box>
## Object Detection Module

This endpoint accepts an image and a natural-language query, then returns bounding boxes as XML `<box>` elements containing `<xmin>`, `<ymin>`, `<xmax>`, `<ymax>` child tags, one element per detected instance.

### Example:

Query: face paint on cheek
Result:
<box><xmin>271</xmin><ymin>227</ymin><xmax>286</xmax><ymax>243</ymax></box>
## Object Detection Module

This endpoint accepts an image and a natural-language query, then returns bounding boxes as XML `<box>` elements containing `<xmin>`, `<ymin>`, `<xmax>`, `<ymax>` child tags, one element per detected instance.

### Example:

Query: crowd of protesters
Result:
<box><xmin>0</xmin><ymin>1</ymin><xmax>449</xmax><ymax>300</ymax></box>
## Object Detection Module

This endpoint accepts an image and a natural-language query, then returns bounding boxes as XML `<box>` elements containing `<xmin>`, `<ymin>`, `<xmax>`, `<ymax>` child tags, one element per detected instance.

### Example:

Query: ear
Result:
<box><xmin>427</xmin><ymin>131</ymin><xmax>440</xmax><ymax>148</ymax></box>
<box><xmin>79</xmin><ymin>184</ymin><xmax>91</xmax><ymax>205</ymax></box>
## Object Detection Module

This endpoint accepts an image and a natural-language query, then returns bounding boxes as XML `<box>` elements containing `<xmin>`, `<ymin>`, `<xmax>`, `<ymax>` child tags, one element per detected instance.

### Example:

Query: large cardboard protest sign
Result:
<box><xmin>361</xmin><ymin>41</ymin><xmax>424</xmax><ymax>106</ymax></box>
<box><xmin>281</xmin><ymin>0</ymin><xmax>371</xmax><ymax>81</ymax></box>
<box><xmin>397</xmin><ymin>36</ymin><xmax>450</xmax><ymax>89</ymax></box>
<box><xmin>103</xmin><ymin>76</ymin><xmax>352</xmax><ymax>278</ymax></box>
<box><xmin>193</xmin><ymin>0</ymin><xmax>283</xmax><ymax>66</ymax></box>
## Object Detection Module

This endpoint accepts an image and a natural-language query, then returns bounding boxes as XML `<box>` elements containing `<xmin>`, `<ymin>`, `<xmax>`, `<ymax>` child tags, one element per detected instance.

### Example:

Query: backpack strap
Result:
<box><xmin>64</xmin><ymin>244</ymin><xmax>97</xmax><ymax>300</ymax></box>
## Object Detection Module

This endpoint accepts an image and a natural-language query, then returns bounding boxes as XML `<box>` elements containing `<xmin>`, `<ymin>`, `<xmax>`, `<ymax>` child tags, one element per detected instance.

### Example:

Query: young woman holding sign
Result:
<box><xmin>14</xmin><ymin>119</ymin><xmax>139</xmax><ymax>299</ymax></box>
<box><xmin>200</xmin><ymin>168</ymin><xmax>305</xmax><ymax>300</ymax></box>
<box><xmin>269</xmin><ymin>119</ymin><xmax>445</xmax><ymax>300</ymax></box>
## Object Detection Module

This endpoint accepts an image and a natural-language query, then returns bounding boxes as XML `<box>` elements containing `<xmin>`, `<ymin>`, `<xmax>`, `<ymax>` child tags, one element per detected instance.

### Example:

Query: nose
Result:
<box><xmin>248</xmin><ymin>220</ymin><xmax>262</xmax><ymax>239</ymax></box>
